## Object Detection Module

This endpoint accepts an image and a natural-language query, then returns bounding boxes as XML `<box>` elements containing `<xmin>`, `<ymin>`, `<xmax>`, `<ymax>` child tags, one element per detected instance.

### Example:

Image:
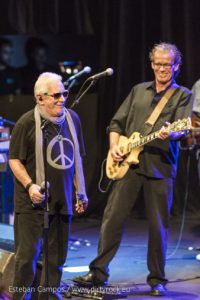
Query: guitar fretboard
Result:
<box><xmin>132</xmin><ymin>131</ymin><xmax>159</xmax><ymax>148</ymax></box>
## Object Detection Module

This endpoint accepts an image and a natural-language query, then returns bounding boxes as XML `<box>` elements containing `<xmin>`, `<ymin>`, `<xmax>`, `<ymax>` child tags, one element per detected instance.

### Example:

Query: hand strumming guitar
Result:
<box><xmin>110</xmin><ymin>144</ymin><xmax>124</xmax><ymax>162</ymax></box>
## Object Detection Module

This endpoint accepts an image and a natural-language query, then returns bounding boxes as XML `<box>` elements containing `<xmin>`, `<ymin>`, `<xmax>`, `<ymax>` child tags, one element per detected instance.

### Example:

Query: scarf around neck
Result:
<box><xmin>34</xmin><ymin>105</ymin><xmax>88</xmax><ymax>202</ymax></box>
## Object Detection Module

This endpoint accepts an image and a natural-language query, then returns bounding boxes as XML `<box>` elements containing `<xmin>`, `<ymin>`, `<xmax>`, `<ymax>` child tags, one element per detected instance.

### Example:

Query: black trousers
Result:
<box><xmin>89</xmin><ymin>168</ymin><xmax>173</xmax><ymax>287</ymax></box>
<box><xmin>12</xmin><ymin>213</ymin><xmax>71</xmax><ymax>300</ymax></box>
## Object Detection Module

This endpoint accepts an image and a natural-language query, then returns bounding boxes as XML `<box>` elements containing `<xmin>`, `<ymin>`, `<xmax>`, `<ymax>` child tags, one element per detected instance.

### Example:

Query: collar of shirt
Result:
<box><xmin>147</xmin><ymin>80</ymin><xmax>177</xmax><ymax>103</ymax></box>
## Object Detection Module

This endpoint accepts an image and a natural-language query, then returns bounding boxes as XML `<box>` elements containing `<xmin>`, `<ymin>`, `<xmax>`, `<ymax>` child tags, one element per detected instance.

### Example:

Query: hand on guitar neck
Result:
<box><xmin>158</xmin><ymin>122</ymin><xmax>184</xmax><ymax>140</ymax></box>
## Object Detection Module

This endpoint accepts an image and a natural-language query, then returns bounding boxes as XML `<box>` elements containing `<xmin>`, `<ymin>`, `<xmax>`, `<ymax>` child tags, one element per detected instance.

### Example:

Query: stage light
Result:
<box><xmin>59</xmin><ymin>61</ymin><xmax>83</xmax><ymax>77</ymax></box>
<box><xmin>66</xmin><ymin>68</ymin><xmax>72</xmax><ymax>74</ymax></box>
<box><xmin>196</xmin><ymin>254</ymin><xmax>200</xmax><ymax>261</ymax></box>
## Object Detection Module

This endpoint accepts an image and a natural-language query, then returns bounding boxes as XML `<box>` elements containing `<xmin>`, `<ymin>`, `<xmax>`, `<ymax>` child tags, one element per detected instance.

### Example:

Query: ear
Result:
<box><xmin>36</xmin><ymin>95</ymin><xmax>44</xmax><ymax>105</ymax></box>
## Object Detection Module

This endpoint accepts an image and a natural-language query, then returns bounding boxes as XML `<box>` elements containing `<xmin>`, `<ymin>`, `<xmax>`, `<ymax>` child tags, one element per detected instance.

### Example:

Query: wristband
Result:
<box><xmin>25</xmin><ymin>181</ymin><xmax>33</xmax><ymax>191</ymax></box>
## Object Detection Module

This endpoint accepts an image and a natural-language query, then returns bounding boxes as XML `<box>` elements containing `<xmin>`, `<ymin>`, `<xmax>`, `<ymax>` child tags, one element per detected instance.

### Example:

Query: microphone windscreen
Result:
<box><xmin>106</xmin><ymin>68</ymin><xmax>114</xmax><ymax>76</ymax></box>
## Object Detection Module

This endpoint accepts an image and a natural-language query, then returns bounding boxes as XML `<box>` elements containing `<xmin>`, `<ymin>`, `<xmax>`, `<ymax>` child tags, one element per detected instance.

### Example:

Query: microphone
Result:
<box><xmin>31</xmin><ymin>181</ymin><xmax>50</xmax><ymax>208</ymax></box>
<box><xmin>87</xmin><ymin>68</ymin><xmax>114</xmax><ymax>81</ymax></box>
<box><xmin>66</xmin><ymin>66</ymin><xmax>92</xmax><ymax>82</ymax></box>
<box><xmin>39</xmin><ymin>181</ymin><xmax>50</xmax><ymax>194</ymax></box>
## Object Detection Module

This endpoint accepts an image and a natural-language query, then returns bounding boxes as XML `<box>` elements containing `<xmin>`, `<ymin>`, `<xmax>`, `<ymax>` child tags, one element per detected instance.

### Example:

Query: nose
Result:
<box><xmin>159</xmin><ymin>65</ymin><xmax>165</xmax><ymax>71</ymax></box>
<box><xmin>59</xmin><ymin>95</ymin><xmax>66</xmax><ymax>103</ymax></box>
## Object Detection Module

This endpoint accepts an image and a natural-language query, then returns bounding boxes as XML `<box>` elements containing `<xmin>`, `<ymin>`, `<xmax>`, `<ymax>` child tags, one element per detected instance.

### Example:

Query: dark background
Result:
<box><xmin>0</xmin><ymin>0</ymin><xmax>200</xmax><ymax>217</ymax></box>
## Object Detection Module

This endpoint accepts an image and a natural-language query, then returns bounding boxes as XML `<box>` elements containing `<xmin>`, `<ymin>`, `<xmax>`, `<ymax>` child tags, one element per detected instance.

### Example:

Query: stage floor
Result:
<box><xmin>63</xmin><ymin>215</ymin><xmax>200</xmax><ymax>299</ymax></box>
<box><xmin>1</xmin><ymin>214</ymin><xmax>200</xmax><ymax>299</ymax></box>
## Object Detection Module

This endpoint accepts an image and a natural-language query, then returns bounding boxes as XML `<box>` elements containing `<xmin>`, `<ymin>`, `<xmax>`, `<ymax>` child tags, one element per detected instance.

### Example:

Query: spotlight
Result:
<box><xmin>59</xmin><ymin>61</ymin><xmax>83</xmax><ymax>76</ymax></box>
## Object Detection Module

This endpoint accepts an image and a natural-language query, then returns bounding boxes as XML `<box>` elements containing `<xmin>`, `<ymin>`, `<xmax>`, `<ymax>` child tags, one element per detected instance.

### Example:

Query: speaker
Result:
<box><xmin>0</xmin><ymin>249</ymin><xmax>42</xmax><ymax>299</ymax></box>
<box><xmin>0</xmin><ymin>249</ymin><xmax>15</xmax><ymax>293</ymax></box>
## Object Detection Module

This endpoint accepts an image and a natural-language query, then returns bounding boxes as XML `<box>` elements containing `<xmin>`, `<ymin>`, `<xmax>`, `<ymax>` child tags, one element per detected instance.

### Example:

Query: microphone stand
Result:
<box><xmin>67</xmin><ymin>79</ymin><xmax>77</xmax><ymax>92</ymax></box>
<box><xmin>70</xmin><ymin>79</ymin><xmax>97</xmax><ymax>109</ymax></box>
<box><xmin>41</xmin><ymin>120</ymin><xmax>50</xmax><ymax>300</ymax></box>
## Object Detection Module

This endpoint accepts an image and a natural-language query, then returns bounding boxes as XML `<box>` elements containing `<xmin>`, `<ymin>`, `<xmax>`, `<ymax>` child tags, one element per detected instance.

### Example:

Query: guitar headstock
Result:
<box><xmin>170</xmin><ymin>117</ymin><xmax>191</xmax><ymax>132</ymax></box>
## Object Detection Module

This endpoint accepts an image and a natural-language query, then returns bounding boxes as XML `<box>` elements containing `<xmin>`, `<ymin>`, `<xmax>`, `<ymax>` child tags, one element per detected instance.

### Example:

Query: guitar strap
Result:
<box><xmin>142</xmin><ymin>84</ymin><xmax>178</xmax><ymax>135</ymax></box>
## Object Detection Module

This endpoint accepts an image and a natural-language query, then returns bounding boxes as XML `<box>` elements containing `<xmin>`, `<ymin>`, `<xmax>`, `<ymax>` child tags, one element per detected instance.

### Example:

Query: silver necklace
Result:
<box><xmin>52</xmin><ymin>123</ymin><xmax>63</xmax><ymax>141</ymax></box>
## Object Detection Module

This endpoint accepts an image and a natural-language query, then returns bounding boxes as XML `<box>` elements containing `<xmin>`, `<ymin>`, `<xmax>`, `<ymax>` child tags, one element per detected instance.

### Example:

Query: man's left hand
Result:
<box><xmin>158</xmin><ymin>123</ymin><xmax>170</xmax><ymax>140</ymax></box>
<box><xmin>158</xmin><ymin>122</ymin><xmax>184</xmax><ymax>140</ymax></box>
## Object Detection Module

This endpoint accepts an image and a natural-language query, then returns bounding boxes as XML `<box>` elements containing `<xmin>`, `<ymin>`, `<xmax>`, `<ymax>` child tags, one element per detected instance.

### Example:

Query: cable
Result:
<box><xmin>98</xmin><ymin>158</ymin><xmax>113</xmax><ymax>193</ymax></box>
<box><xmin>167</xmin><ymin>149</ymin><xmax>191</xmax><ymax>259</ymax></box>
<box><xmin>70</xmin><ymin>79</ymin><xmax>95</xmax><ymax>109</ymax></box>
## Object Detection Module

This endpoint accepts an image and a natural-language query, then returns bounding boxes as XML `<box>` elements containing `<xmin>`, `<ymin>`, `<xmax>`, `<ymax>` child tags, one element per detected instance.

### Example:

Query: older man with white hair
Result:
<box><xmin>9</xmin><ymin>72</ymin><xmax>88</xmax><ymax>299</ymax></box>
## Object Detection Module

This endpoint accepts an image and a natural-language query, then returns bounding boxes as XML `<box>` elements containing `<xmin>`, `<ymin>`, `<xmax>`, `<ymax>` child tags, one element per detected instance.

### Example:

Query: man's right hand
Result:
<box><xmin>28</xmin><ymin>184</ymin><xmax>45</xmax><ymax>204</ymax></box>
<box><xmin>110</xmin><ymin>144</ymin><xmax>124</xmax><ymax>162</ymax></box>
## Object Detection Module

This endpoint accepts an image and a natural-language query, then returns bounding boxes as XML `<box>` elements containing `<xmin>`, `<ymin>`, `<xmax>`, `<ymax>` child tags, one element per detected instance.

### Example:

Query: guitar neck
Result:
<box><xmin>124</xmin><ymin>117</ymin><xmax>190</xmax><ymax>153</ymax></box>
<box><xmin>132</xmin><ymin>131</ymin><xmax>160</xmax><ymax>148</ymax></box>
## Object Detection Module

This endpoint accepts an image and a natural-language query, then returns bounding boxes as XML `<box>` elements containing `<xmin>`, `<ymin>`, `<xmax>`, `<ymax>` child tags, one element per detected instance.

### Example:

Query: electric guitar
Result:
<box><xmin>106</xmin><ymin>118</ymin><xmax>191</xmax><ymax>180</ymax></box>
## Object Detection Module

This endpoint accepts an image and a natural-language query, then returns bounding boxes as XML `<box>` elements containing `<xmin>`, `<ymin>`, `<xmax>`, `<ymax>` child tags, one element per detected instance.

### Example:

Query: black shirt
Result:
<box><xmin>109</xmin><ymin>81</ymin><xmax>193</xmax><ymax>178</ymax></box>
<box><xmin>9</xmin><ymin>108</ymin><xmax>85</xmax><ymax>214</ymax></box>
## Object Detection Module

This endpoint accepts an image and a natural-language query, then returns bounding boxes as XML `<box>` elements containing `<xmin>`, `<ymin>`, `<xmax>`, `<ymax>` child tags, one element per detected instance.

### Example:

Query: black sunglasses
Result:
<box><xmin>43</xmin><ymin>90</ymin><xmax>69</xmax><ymax>100</ymax></box>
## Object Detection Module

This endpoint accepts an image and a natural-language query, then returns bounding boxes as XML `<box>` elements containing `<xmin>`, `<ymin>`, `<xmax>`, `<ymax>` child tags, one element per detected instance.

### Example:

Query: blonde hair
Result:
<box><xmin>149</xmin><ymin>42</ymin><xmax>182</xmax><ymax>65</ymax></box>
<box><xmin>34</xmin><ymin>72</ymin><xmax>63</xmax><ymax>97</ymax></box>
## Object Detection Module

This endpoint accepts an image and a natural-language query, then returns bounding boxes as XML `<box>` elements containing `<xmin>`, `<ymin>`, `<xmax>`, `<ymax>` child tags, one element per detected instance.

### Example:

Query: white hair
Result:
<box><xmin>34</xmin><ymin>72</ymin><xmax>63</xmax><ymax>97</ymax></box>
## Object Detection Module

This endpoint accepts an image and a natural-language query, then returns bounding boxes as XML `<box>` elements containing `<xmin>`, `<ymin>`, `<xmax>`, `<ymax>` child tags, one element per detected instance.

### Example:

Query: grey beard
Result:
<box><xmin>36</xmin><ymin>105</ymin><xmax>66</xmax><ymax>125</ymax></box>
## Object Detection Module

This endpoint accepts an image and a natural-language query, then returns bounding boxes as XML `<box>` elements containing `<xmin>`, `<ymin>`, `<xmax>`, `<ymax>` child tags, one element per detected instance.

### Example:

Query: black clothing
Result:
<box><xmin>88</xmin><ymin>81</ymin><xmax>193</xmax><ymax>287</ymax></box>
<box><xmin>9</xmin><ymin>107</ymin><xmax>85</xmax><ymax>299</ymax></box>
<box><xmin>9</xmin><ymin>108</ymin><xmax>85</xmax><ymax>215</ymax></box>
<box><xmin>90</xmin><ymin>169</ymin><xmax>173</xmax><ymax>287</ymax></box>
<box><xmin>13</xmin><ymin>213</ymin><xmax>71</xmax><ymax>300</ymax></box>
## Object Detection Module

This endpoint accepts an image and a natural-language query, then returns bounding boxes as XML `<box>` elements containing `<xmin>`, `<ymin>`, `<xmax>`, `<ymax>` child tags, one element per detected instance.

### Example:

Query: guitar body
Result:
<box><xmin>106</xmin><ymin>132</ymin><xmax>143</xmax><ymax>180</ymax></box>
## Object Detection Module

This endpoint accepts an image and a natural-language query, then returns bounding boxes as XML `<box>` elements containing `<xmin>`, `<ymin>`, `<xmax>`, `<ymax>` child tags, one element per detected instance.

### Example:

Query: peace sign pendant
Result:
<box><xmin>47</xmin><ymin>136</ymin><xmax>75</xmax><ymax>170</ymax></box>
<box><xmin>57</xmin><ymin>135</ymin><xmax>63</xmax><ymax>141</ymax></box>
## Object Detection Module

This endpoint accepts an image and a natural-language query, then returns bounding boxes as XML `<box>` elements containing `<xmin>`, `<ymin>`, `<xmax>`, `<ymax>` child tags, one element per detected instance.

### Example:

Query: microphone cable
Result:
<box><xmin>70</xmin><ymin>77</ymin><xmax>95</xmax><ymax>109</ymax></box>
